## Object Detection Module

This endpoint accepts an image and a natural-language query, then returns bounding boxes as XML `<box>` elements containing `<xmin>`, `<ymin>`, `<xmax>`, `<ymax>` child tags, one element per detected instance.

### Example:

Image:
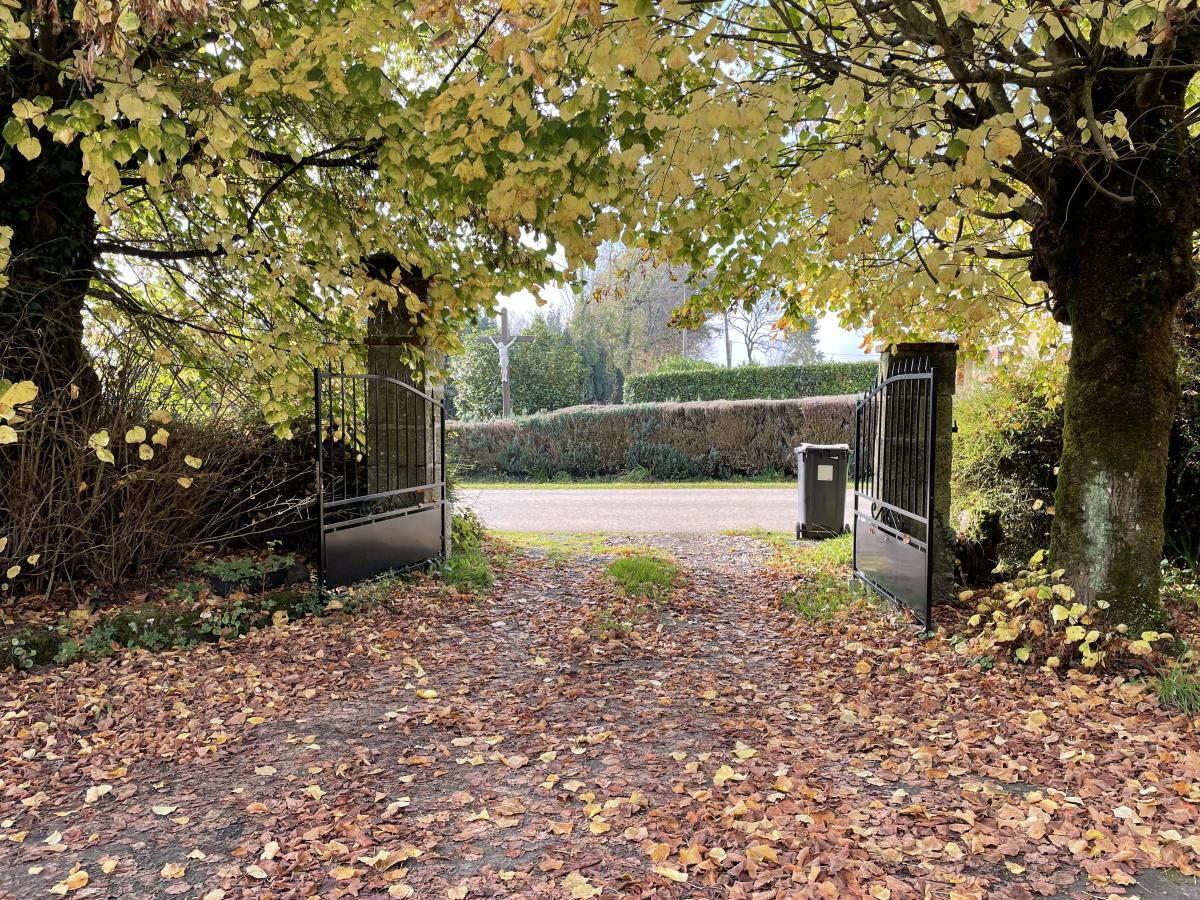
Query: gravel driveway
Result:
<box><xmin>457</xmin><ymin>486</ymin><xmax>854</xmax><ymax>533</ymax></box>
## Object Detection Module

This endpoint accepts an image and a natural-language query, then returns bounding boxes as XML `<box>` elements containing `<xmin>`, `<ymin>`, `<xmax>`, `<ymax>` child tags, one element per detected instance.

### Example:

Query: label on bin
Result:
<box><xmin>817</xmin><ymin>464</ymin><xmax>834</xmax><ymax>481</ymax></box>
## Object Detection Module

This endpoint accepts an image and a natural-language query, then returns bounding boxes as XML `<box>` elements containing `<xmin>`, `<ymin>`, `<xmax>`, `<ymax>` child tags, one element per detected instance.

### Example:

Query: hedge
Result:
<box><xmin>450</xmin><ymin>396</ymin><xmax>856</xmax><ymax>479</ymax></box>
<box><xmin>624</xmin><ymin>361</ymin><xmax>877</xmax><ymax>403</ymax></box>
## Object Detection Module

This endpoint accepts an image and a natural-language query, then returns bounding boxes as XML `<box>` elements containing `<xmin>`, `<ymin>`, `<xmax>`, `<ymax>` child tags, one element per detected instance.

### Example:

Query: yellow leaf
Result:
<box><xmin>415</xmin><ymin>689</ymin><xmax>438</xmax><ymax>699</ymax></box>
<box><xmin>65</xmin><ymin>870</ymin><xmax>89</xmax><ymax>890</ymax></box>
<box><xmin>648</xmin><ymin>842</ymin><xmax>671</xmax><ymax>863</ymax></box>
<box><xmin>16</xmin><ymin>137</ymin><xmax>41</xmax><ymax>160</ymax></box>
<box><xmin>177</xmin><ymin>477</ymin><xmax>193</xmax><ymax>488</ymax></box>
<box><xmin>246</xmin><ymin>863</ymin><xmax>269</xmax><ymax>879</ymax></box>
<box><xmin>100</xmin><ymin>859</ymin><xmax>118</xmax><ymax>875</ymax></box>
<box><xmin>855</xmin><ymin>659</ymin><xmax>872</xmax><ymax>675</ymax></box>
<box><xmin>125</xmin><ymin>426</ymin><xmax>146</xmax><ymax>444</ymax></box>
<box><xmin>304</xmin><ymin>784</ymin><xmax>326</xmax><ymax>801</ymax></box>
<box><xmin>0</xmin><ymin>425</ymin><xmax>16</xmax><ymax>445</ymax></box>
<box><xmin>0</xmin><ymin>380</ymin><xmax>37</xmax><ymax>407</ymax></box>
<box><xmin>184</xmin><ymin>455</ymin><xmax>203</xmax><ymax>469</ymax></box>
<box><xmin>713</xmin><ymin>764</ymin><xmax>737</xmax><ymax>786</ymax></box>
<box><xmin>653</xmin><ymin>866</ymin><xmax>688</xmax><ymax>883</ymax></box>
<box><xmin>149</xmin><ymin>409</ymin><xmax>173</xmax><ymax>424</ymax></box>
<box><xmin>152</xmin><ymin>428</ymin><xmax>170</xmax><ymax>446</ymax></box>
<box><xmin>160</xmin><ymin>862</ymin><xmax>186</xmax><ymax>879</ymax></box>
<box><xmin>152</xmin><ymin>805</ymin><xmax>177</xmax><ymax>815</ymax></box>
<box><xmin>747</xmin><ymin>844</ymin><xmax>777</xmax><ymax>863</ymax></box>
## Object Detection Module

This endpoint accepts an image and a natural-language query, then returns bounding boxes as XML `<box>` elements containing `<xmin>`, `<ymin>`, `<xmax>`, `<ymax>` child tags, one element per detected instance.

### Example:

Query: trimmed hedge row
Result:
<box><xmin>450</xmin><ymin>396</ymin><xmax>856</xmax><ymax>479</ymax></box>
<box><xmin>624</xmin><ymin>361</ymin><xmax>877</xmax><ymax>403</ymax></box>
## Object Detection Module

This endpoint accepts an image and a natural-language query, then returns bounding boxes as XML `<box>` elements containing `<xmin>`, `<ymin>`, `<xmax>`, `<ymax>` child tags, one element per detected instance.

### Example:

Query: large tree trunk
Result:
<box><xmin>1</xmin><ymin>41</ymin><xmax>99</xmax><ymax>397</ymax></box>
<box><xmin>1035</xmin><ymin>153</ymin><xmax>1195</xmax><ymax>632</ymax></box>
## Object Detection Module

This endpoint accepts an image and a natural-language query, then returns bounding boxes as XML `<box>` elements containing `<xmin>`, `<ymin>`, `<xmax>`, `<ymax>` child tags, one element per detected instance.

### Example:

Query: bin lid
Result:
<box><xmin>795</xmin><ymin>443</ymin><xmax>850</xmax><ymax>454</ymax></box>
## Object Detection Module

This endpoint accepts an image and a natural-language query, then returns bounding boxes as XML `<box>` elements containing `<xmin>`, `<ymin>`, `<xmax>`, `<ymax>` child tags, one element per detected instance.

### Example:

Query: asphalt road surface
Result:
<box><xmin>458</xmin><ymin>487</ymin><xmax>855</xmax><ymax>534</ymax></box>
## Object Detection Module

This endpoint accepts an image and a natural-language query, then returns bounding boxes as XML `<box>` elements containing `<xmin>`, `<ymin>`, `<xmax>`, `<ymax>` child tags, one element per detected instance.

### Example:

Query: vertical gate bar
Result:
<box><xmin>388</xmin><ymin>376</ymin><xmax>395</xmax><ymax>495</ymax></box>
<box><xmin>923</xmin><ymin>369</ymin><xmax>938</xmax><ymax>628</ymax></box>
<box><xmin>852</xmin><ymin>396</ymin><xmax>862</xmax><ymax>577</ymax></box>
<box><xmin>916</xmin><ymin>379</ymin><xmax>926</xmax><ymax>540</ymax></box>
<box><xmin>870</xmin><ymin>383</ymin><xmax>878</xmax><ymax>502</ymax></box>
<box><xmin>339</xmin><ymin>361</ymin><xmax>347</xmax><ymax>504</ymax></box>
<box><xmin>902</xmin><ymin>372</ymin><xmax>912</xmax><ymax>528</ymax></box>
<box><xmin>875</xmin><ymin>383</ymin><xmax>882</xmax><ymax>502</ymax></box>
<box><xmin>874</xmin><ymin>380</ymin><xmax>883</xmax><ymax>508</ymax></box>
<box><xmin>314</xmin><ymin>367</ymin><xmax>326</xmax><ymax>590</ymax></box>
<box><xmin>408</xmin><ymin>390</ymin><xmax>416</xmax><ymax>495</ymax></box>
<box><xmin>351</xmin><ymin>367</ymin><xmax>358</xmax><ymax>500</ymax></box>
<box><xmin>883</xmin><ymin>376</ymin><xmax>893</xmax><ymax>513</ymax></box>
<box><xmin>899</xmin><ymin>373</ymin><xmax>908</xmax><ymax>519</ymax></box>
<box><xmin>901</xmin><ymin>374</ymin><xmax>910</xmax><ymax>528</ymax></box>
<box><xmin>440</xmin><ymin>398</ymin><xmax>447</xmax><ymax>557</ymax></box>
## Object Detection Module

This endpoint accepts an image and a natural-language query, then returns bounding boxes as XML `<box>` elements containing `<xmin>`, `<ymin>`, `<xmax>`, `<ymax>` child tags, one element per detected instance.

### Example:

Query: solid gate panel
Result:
<box><xmin>323</xmin><ymin>506</ymin><xmax>443</xmax><ymax>588</ymax></box>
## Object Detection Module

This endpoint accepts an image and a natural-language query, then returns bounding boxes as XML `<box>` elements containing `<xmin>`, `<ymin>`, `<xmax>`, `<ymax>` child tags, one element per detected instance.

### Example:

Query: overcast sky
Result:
<box><xmin>498</xmin><ymin>285</ymin><xmax>879</xmax><ymax>364</ymax></box>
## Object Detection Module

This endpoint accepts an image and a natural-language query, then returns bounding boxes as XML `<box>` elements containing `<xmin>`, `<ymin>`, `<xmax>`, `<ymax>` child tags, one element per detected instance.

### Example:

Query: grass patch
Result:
<box><xmin>437</xmin><ymin>508</ymin><xmax>495</xmax><ymax>592</ymax></box>
<box><xmin>606</xmin><ymin>552</ymin><xmax>680</xmax><ymax>600</ymax></box>
<box><xmin>1157</xmin><ymin>664</ymin><xmax>1200</xmax><ymax>715</ymax></box>
<box><xmin>775</xmin><ymin>533</ymin><xmax>858</xmax><ymax>621</ymax></box>
<box><xmin>780</xmin><ymin>576</ymin><xmax>856</xmax><ymax>621</ymax></box>
<box><xmin>794</xmin><ymin>532</ymin><xmax>854</xmax><ymax>569</ymax></box>
<box><xmin>438</xmin><ymin>551</ymin><xmax>495</xmax><ymax>592</ymax></box>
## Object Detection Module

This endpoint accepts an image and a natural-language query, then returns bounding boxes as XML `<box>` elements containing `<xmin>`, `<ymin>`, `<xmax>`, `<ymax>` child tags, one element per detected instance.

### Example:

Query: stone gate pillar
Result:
<box><xmin>877</xmin><ymin>342</ymin><xmax>958</xmax><ymax>607</ymax></box>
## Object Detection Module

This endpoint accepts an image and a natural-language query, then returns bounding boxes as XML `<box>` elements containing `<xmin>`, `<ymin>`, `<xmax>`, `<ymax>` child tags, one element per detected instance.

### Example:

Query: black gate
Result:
<box><xmin>852</xmin><ymin>358</ymin><xmax>937</xmax><ymax>627</ymax></box>
<box><xmin>314</xmin><ymin>363</ymin><xmax>446</xmax><ymax>588</ymax></box>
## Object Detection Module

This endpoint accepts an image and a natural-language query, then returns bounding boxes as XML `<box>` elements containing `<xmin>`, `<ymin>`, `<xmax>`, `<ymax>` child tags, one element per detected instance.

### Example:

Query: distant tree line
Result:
<box><xmin>449</xmin><ymin>244</ymin><xmax>824</xmax><ymax>420</ymax></box>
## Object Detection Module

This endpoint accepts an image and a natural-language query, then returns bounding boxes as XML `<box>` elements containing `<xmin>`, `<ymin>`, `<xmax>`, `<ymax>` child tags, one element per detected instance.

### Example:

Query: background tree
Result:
<box><xmin>569</xmin><ymin>244</ymin><xmax>714</xmax><ymax>375</ymax></box>
<box><xmin>724</xmin><ymin>293</ymin><xmax>821</xmax><ymax>365</ymax></box>
<box><xmin>449</xmin><ymin>315</ymin><xmax>590</xmax><ymax>420</ymax></box>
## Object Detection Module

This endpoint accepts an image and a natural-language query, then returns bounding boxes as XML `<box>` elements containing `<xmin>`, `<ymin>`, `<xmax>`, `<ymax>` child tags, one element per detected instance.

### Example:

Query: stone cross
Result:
<box><xmin>480</xmin><ymin>308</ymin><xmax>532</xmax><ymax>417</ymax></box>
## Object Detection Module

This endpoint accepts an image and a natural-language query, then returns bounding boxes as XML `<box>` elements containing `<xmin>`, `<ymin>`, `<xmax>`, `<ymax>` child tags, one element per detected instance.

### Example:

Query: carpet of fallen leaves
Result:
<box><xmin>1</xmin><ymin>533</ymin><xmax>1199</xmax><ymax>900</ymax></box>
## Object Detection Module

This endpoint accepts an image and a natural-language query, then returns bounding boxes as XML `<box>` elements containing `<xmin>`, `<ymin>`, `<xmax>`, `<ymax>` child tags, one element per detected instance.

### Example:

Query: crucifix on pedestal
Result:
<box><xmin>480</xmin><ymin>308</ymin><xmax>532</xmax><ymax>418</ymax></box>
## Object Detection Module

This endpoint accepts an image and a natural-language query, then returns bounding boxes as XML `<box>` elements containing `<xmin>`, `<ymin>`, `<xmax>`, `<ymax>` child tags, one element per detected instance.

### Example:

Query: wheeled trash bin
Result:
<box><xmin>795</xmin><ymin>443</ymin><xmax>850</xmax><ymax>539</ymax></box>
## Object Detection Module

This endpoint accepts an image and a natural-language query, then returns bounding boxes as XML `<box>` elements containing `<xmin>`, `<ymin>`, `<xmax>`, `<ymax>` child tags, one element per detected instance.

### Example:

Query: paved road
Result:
<box><xmin>458</xmin><ymin>487</ymin><xmax>854</xmax><ymax>534</ymax></box>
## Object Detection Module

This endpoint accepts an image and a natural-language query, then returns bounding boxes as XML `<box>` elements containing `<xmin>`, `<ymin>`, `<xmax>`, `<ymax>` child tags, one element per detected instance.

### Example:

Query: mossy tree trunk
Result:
<box><xmin>0</xmin><ymin>11</ymin><xmax>98</xmax><ymax>398</ymax></box>
<box><xmin>1035</xmin><ymin>139</ymin><xmax>1196</xmax><ymax>632</ymax></box>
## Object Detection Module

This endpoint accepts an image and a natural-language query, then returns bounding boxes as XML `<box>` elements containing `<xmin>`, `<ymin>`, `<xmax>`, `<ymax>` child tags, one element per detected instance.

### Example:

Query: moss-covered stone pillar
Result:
<box><xmin>877</xmin><ymin>342</ymin><xmax>958</xmax><ymax>607</ymax></box>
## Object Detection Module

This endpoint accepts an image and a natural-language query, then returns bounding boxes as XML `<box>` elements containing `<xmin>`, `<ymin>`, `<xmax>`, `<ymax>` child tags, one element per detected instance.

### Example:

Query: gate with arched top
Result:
<box><xmin>851</xmin><ymin>356</ymin><xmax>938</xmax><ymax>628</ymax></box>
<box><xmin>314</xmin><ymin>362</ymin><xmax>446</xmax><ymax>588</ymax></box>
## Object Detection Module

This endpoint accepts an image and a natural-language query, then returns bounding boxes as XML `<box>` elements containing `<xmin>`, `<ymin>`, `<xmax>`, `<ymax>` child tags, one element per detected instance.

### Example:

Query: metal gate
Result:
<box><xmin>852</xmin><ymin>357</ymin><xmax>937</xmax><ymax>627</ymax></box>
<box><xmin>314</xmin><ymin>362</ymin><xmax>446</xmax><ymax>588</ymax></box>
